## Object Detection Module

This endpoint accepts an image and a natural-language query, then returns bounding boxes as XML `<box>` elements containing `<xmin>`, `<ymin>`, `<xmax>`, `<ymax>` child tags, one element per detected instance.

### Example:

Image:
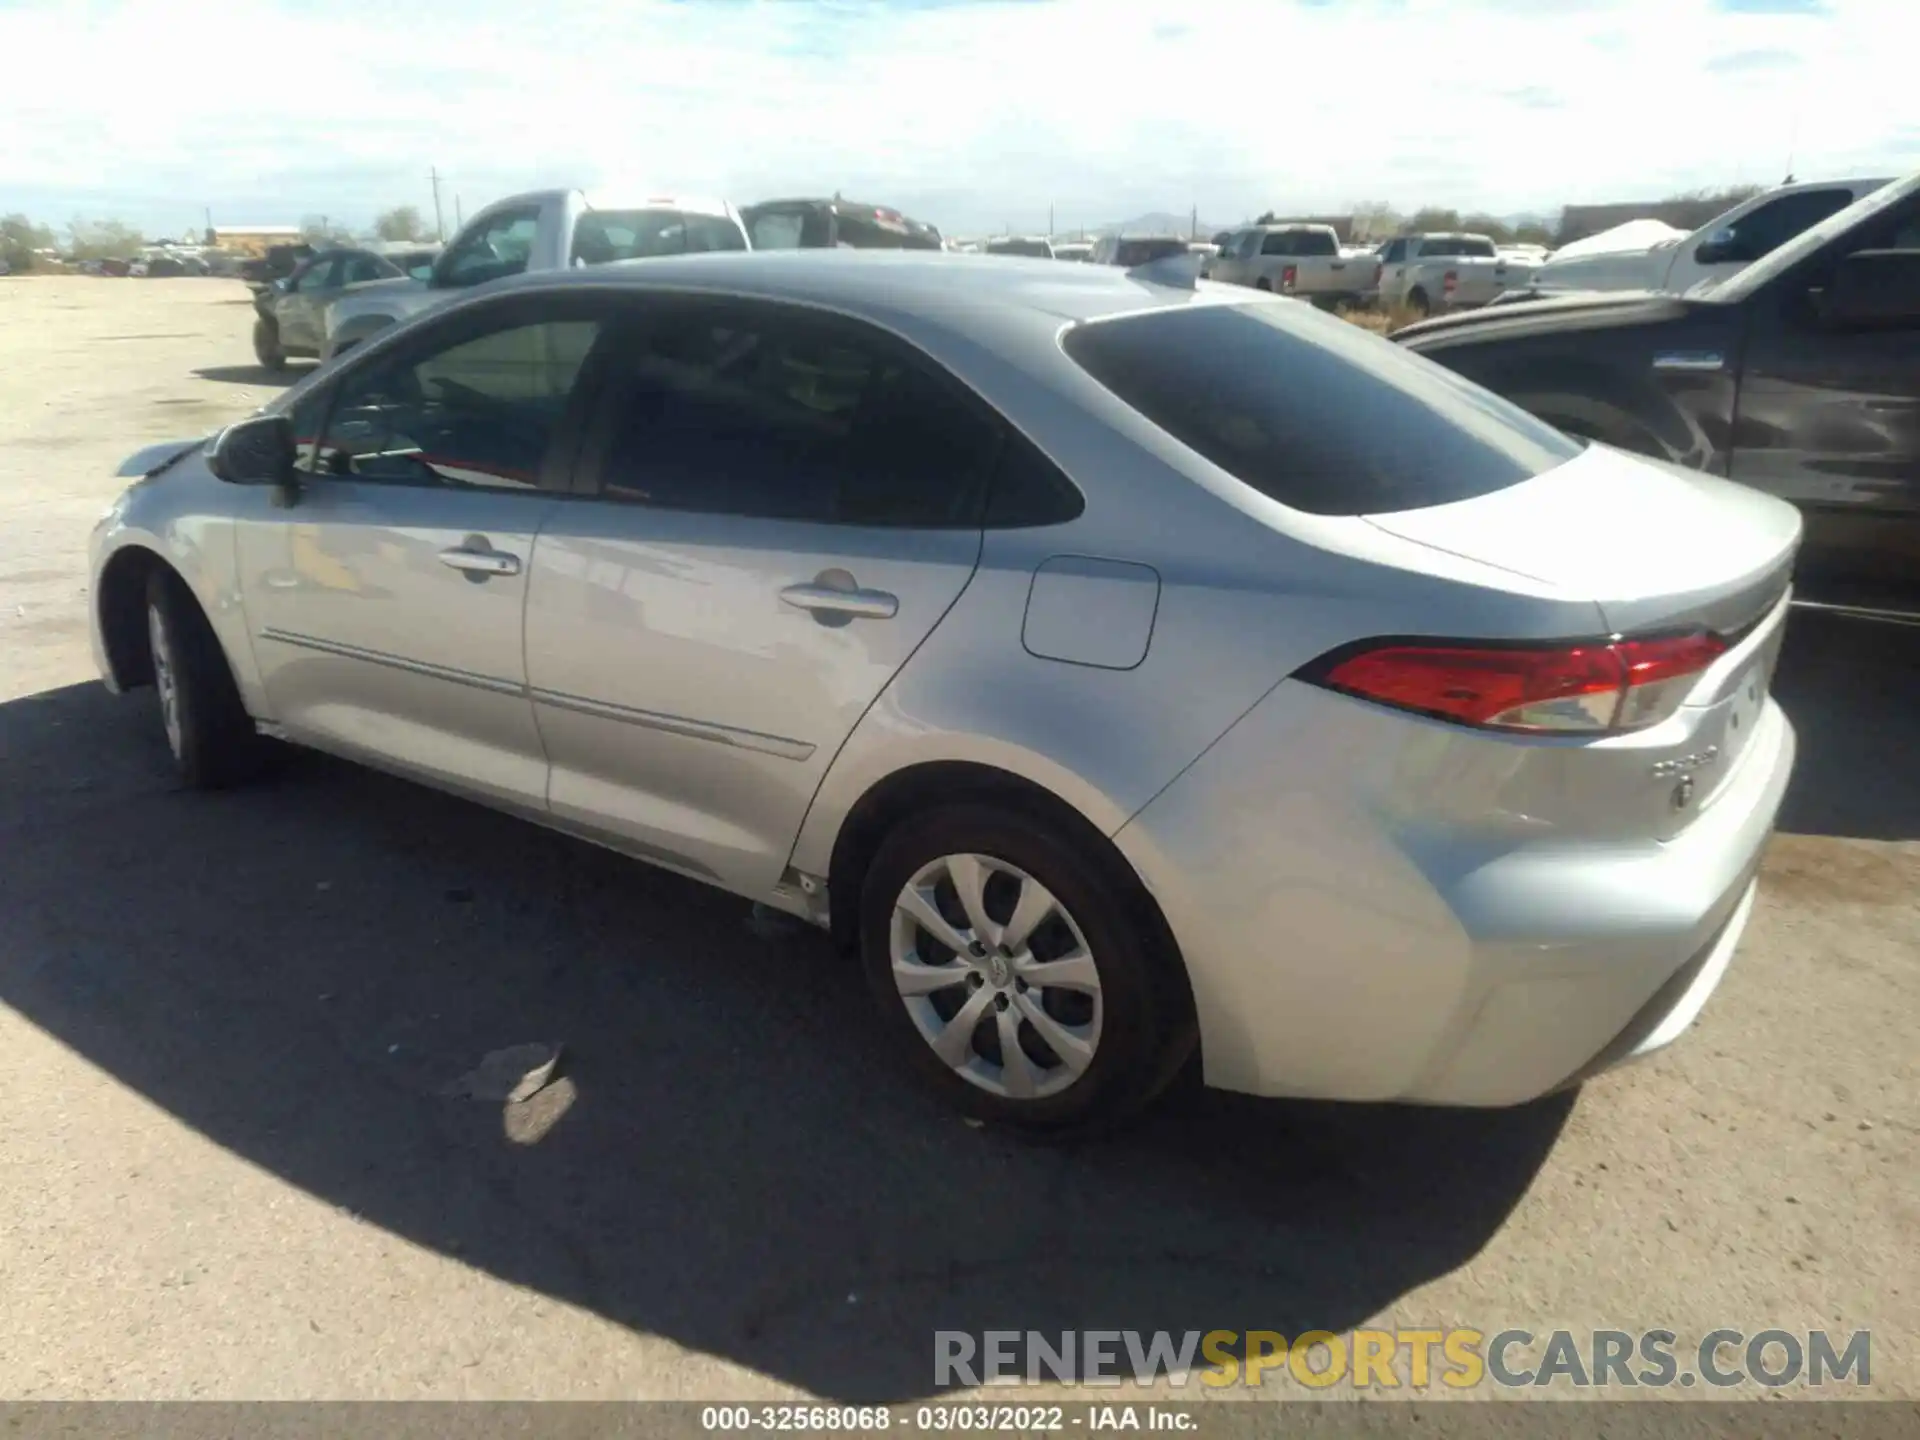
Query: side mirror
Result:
<box><xmin>208</xmin><ymin>413</ymin><xmax>295</xmax><ymax>486</ymax></box>
<box><xmin>1694</xmin><ymin>227</ymin><xmax>1747</xmax><ymax>267</ymax></box>
<box><xmin>1824</xmin><ymin>249</ymin><xmax>1920</xmax><ymax>328</ymax></box>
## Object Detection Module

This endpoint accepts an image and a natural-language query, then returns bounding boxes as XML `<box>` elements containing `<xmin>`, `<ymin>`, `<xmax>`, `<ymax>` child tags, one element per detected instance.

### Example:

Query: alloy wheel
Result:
<box><xmin>888</xmin><ymin>852</ymin><xmax>1103</xmax><ymax>1100</ymax></box>
<box><xmin>148</xmin><ymin>603</ymin><xmax>182</xmax><ymax>759</ymax></box>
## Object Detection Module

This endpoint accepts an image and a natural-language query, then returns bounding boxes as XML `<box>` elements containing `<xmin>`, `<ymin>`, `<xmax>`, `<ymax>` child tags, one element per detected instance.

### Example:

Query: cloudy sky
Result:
<box><xmin>1</xmin><ymin>0</ymin><xmax>1913</xmax><ymax>240</ymax></box>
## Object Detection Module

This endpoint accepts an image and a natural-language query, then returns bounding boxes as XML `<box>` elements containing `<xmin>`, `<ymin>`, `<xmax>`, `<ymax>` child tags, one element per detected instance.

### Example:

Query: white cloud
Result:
<box><xmin>0</xmin><ymin>0</ymin><xmax>1914</xmax><ymax>236</ymax></box>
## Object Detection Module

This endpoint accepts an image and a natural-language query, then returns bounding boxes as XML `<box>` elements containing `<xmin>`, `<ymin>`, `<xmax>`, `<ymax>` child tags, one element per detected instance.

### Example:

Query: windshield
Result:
<box><xmin>1062</xmin><ymin>301</ymin><xmax>1581</xmax><ymax>516</ymax></box>
<box><xmin>1710</xmin><ymin>175</ymin><xmax>1920</xmax><ymax>304</ymax></box>
<box><xmin>573</xmin><ymin>209</ymin><xmax>747</xmax><ymax>263</ymax></box>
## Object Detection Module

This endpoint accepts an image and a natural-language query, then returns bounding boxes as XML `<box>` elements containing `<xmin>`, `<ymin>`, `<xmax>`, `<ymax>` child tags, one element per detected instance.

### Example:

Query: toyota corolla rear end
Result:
<box><xmin>1061</xmin><ymin>296</ymin><xmax>1800</xmax><ymax>1105</ymax></box>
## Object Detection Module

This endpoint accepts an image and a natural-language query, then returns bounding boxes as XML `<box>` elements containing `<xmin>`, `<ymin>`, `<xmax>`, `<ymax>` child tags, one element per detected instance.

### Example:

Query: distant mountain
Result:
<box><xmin>1087</xmin><ymin>211</ymin><xmax>1233</xmax><ymax>239</ymax></box>
<box><xmin>1494</xmin><ymin>209</ymin><xmax>1560</xmax><ymax>231</ymax></box>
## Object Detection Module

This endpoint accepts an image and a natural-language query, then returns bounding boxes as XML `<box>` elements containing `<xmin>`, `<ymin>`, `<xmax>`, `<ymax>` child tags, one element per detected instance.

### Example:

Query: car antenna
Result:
<box><xmin>1126</xmin><ymin>250</ymin><xmax>1201</xmax><ymax>290</ymax></box>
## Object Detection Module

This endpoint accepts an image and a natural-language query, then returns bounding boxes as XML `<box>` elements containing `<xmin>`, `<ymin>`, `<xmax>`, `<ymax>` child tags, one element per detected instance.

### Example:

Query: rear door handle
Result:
<box><xmin>780</xmin><ymin>581</ymin><xmax>899</xmax><ymax>620</ymax></box>
<box><xmin>438</xmin><ymin>544</ymin><xmax>521</xmax><ymax>577</ymax></box>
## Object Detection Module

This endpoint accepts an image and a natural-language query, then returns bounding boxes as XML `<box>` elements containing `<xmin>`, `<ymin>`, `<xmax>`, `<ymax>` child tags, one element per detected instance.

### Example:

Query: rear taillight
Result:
<box><xmin>1442</xmin><ymin>269</ymin><xmax>1459</xmax><ymax>295</ymax></box>
<box><xmin>1302</xmin><ymin>633</ymin><xmax>1730</xmax><ymax>734</ymax></box>
<box><xmin>1281</xmin><ymin>264</ymin><xmax>1297</xmax><ymax>291</ymax></box>
<box><xmin>1373</xmin><ymin>262</ymin><xmax>1383</xmax><ymax>285</ymax></box>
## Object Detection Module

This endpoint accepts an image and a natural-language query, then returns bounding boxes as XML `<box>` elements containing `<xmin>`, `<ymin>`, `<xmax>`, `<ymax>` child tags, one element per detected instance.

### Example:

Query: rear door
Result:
<box><xmin>276</xmin><ymin>255</ymin><xmax>344</xmax><ymax>351</ymax></box>
<box><xmin>522</xmin><ymin>295</ymin><xmax>1010</xmax><ymax>895</ymax></box>
<box><xmin>1729</xmin><ymin>197</ymin><xmax>1920</xmax><ymax>599</ymax></box>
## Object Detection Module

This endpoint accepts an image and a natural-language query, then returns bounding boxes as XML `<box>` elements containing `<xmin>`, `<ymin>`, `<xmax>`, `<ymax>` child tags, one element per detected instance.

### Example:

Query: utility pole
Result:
<box><xmin>428</xmin><ymin>166</ymin><xmax>446</xmax><ymax>241</ymax></box>
<box><xmin>455</xmin><ymin>194</ymin><xmax>464</xmax><ymax>230</ymax></box>
<box><xmin>1190</xmin><ymin>203</ymin><xmax>1198</xmax><ymax>239</ymax></box>
<box><xmin>1048</xmin><ymin>202</ymin><xmax>1055</xmax><ymax>238</ymax></box>
<box><xmin>203</xmin><ymin>205</ymin><xmax>213</xmax><ymax>244</ymax></box>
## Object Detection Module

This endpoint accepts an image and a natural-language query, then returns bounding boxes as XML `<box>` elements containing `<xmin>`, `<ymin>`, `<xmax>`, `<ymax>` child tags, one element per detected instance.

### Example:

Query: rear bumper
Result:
<box><xmin>1114</xmin><ymin>683</ymin><xmax>1796</xmax><ymax>1106</ymax></box>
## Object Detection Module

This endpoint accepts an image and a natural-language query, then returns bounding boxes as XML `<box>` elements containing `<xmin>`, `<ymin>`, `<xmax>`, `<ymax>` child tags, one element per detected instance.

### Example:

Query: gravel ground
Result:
<box><xmin>0</xmin><ymin>276</ymin><xmax>1914</xmax><ymax>1403</ymax></box>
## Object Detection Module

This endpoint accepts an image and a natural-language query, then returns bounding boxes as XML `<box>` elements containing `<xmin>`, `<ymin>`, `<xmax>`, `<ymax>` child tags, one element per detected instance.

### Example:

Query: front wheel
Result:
<box><xmin>858</xmin><ymin>802</ymin><xmax>1193</xmax><ymax>1134</ymax></box>
<box><xmin>252</xmin><ymin>316</ymin><xmax>286</xmax><ymax>371</ymax></box>
<box><xmin>144</xmin><ymin>568</ymin><xmax>273</xmax><ymax>789</ymax></box>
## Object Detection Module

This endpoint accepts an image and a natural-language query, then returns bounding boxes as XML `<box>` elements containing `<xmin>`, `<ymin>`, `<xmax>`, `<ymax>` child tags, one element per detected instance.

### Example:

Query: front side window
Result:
<box><xmin>437</xmin><ymin>207</ymin><xmax>542</xmax><ymax>288</ymax></box>
<box><xmin>341</xmin><ymin>253</ymin><xmax>393</xmax><ymax>285</ymax></box>
<box><xmin>589</xmin><ymin>303</ymin><xmax>1003</xmax><ymax>526</ymax></box>
<box><xmin>308</xmin><ymin>317</ymin><xmax>601</xmax><ymax>490</ymax></box>
<box><xmin>1382</xmin><ymin>238</ymin><xmax>1408</xmax><ymax>263</ymax></box>
<box><xmin>1713</xmin><ymin>190</ymin><xmax>1856</xmax><ymax>265</ymax></box>
<box><xmin>1063</xmin><ymin>302</ymin><xmax>1581</xmax><ymax>516</ymax></box>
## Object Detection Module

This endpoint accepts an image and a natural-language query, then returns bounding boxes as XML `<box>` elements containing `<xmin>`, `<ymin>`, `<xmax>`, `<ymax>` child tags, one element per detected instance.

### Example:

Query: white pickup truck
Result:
<box><xmin>1206</xmin><ymin>223</ymin><xmax>1371</xmax><ymax>307</ymax></box>
<box><xmin>321</xmin><ymin>188</ymin><xmax>749</xmax><ymax>360</ymax></box>
<box><xmin>1374</xmin><ymin>232</ymin><xmax>1533</xmax><ymax>315</ymax></box>
<box><xmin>1526</xmin><ymin>176</ymin><xmax>1893</xmax><ymax>298</ymax></box>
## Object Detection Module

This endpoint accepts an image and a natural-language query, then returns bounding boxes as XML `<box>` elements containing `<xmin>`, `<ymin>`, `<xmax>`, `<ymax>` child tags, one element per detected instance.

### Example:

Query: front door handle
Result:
<box><xmin>780</xmin><ymin>580</ymin><xmax>899</xmax><ymax>620</ymax></box>
<box><xmin>438</xmin><ymin>544</ymin><xmax>521</xmax><ymax>578</ymax></box>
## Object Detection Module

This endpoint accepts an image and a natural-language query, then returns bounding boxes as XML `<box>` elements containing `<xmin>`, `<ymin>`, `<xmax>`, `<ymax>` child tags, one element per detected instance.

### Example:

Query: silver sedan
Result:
<box><xmin>90</xmin><ymin>252</ymin><xmax>1800</xmax><ymax>1131</ymax></box>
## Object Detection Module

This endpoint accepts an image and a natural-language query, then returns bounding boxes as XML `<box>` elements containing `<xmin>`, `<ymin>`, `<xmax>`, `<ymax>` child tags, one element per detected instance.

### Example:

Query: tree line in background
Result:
<box><xmin>5</xmin><ymin>186</ymin><xmax>1771</xmax><ymax>274</ymax></box>
<box><xmin>0</xmin><ymin>205</ymin><xmax>434</xmax><ymax>272</ymax></box>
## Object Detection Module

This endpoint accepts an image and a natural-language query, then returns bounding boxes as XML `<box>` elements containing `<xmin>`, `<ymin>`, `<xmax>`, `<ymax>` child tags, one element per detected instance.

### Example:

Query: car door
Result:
<box><xmin>275</xmin><ymin>255</ymin><xmax>343</xmax><ymax>350</ymax></box>
<box><xmin>521</xmin><ymin>296</ymin><xmax>1014</xmax><ymax>895</ymax></box>
<box><xmin>235</xmin><ymin>293</ymin><xmax>607</xmax><ymax>809</ymax></box>
<box><xmin>1729</xmin><ymin>199</ymin><xmax>1920</xmax><ymax>598</ymax></box>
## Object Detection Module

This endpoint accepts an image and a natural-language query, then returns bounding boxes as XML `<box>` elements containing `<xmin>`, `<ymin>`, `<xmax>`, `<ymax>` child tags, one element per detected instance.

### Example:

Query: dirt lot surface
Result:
<box><xmin>0</xmin><ymin>277</ymin><xmax>1915</xmax><ymax>1403</ymax></box>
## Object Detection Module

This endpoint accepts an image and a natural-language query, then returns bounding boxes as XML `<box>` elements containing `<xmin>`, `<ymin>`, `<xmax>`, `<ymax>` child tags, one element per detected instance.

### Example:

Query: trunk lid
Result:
<box><xmin>1363</xmin><ymin>441</ymin><xmax>1802</xmax><ymax>638</ymax></box>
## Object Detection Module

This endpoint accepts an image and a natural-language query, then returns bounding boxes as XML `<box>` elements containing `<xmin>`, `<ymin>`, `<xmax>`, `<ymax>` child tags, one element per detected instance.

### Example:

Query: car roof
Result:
<box><xmin>491</xmin><ymin>249</ymin><xmax>1250</xmax><ymax>334</ymax></box>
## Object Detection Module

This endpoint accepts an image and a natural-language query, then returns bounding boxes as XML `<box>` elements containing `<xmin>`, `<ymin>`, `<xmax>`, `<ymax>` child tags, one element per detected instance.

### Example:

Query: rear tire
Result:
<box><xmin>144</xmin><ymin>568</ymin><xmax>272</xmax><ymax>789</ymax></box>
<box><xmin>1254</xmin><ymin>277</ymin><xmax>1273</xmax><ymax>292</ymax></box>
<box><xmin>858</xmin><ymin>802</ymin><xmax>1194</xmax><ymax>1136</ymax></box>
<box><xmin>1406</xmin><ymin>287</ymin><xmax>1432</xmax><ymax>317</ymax></box>
<box><xmin>252</xmin><ymin>316</ymin><xmax>286</xmax><ymax>371</ymax></box>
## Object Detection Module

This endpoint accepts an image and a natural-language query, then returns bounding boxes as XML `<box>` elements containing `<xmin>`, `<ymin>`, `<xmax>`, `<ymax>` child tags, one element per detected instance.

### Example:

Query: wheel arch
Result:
<box><xmin>95</xmin><ymin>543</ymin><xmax>170</xmax><ymax>690</ymax></box>
<box><xmin>822</xmin><ymin>759</ymin><xmax>1197</xmax><ymax>1042</ymax></box>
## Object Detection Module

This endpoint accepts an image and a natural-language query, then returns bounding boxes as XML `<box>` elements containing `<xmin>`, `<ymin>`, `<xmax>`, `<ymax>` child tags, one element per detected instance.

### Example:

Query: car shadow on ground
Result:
<box><xmin>1769</xmin><ymin>609</ymin><xmax>1920</xmax><ymax>842</ymax></box>
<box><xmin>192</xmin><ymin>364</ymin><xmax>301</xmax><ymax>388</ymax></box>
<box><xmin>1</xmin><ymin>609</ymin><xmax>1907</xmax><ymax>1400</ymax></box>
<box><xmin>0</xmin><ymin>681</ymin><xmax>1580</xmax><ymax>1402</ymax></box>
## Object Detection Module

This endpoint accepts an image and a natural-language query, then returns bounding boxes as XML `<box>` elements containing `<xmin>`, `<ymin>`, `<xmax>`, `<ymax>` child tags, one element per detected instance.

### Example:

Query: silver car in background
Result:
<box><xmin>91</xmin><ymin>253</ymin><xmax>1798</xmax><ymax>1131</ymax></box>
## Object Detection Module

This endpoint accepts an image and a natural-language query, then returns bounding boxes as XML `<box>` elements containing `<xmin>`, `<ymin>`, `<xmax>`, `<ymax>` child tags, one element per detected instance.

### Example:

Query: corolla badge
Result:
<box><xmin>1651</xmin><ymin>746</ymin><xmax>1720</xmax><ymax>779</ymax></box>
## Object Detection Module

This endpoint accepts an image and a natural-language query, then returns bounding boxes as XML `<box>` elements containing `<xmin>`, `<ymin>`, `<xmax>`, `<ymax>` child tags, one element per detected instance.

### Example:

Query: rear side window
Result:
<box><xmin>1062</xmin><ymin>303</ymin><xmax>1582</xmax><ymax>516</ymax></box>
<box><xmin>588</xmin><ymin>303</ymin><xmax>1004</xmax><ymax>527</ymax></box>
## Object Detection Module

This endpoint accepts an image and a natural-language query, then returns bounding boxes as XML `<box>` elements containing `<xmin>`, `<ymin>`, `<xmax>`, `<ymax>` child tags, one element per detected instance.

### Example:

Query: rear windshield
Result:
<box><xmin>572</xmin><ymin>209</ymin><xmax>746</xmax><ymax>263</ymax></box>
<box><xmin>1115</xmin><ymin>238</ymin><xmax>1188</xmax><ymax>266</ymax></box>
<box><xmin>988</xmin><ymin>238</ymin><xmax>1054</xmax><ymax>258</ymax></box>
<box><xmin>1061</xmin><ymin>302</ymin><xmax>1582</xmax><ymax>516</ymax></box>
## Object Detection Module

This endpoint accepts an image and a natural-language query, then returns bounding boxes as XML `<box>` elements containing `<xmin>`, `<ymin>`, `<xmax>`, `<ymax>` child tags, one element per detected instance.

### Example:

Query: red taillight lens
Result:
<box><xmin>1442</xmin><ymin>269</ymin><xmax>1459</xmax><ymax>293</ymax></box>
<box><xmin>1281</xmin><ymin>264</ymin><xmax>1297</xmax><ymax>290</ymax></box>
<box><xmin>1307</xmin><ymin>633</ymin><xmax>1729</xmax><ymax>734</ymax></box>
